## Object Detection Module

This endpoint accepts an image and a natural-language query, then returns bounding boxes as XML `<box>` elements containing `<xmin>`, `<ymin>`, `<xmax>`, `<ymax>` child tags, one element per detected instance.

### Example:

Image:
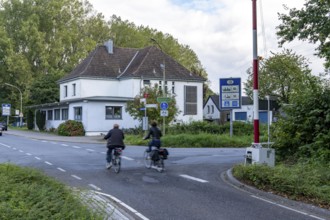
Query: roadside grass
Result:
<box><xmin>232</xmin><ymin>163</ymin><xmax>330</xmax><ymax>209</ymax></box>
<box><xmin>0</xmin><ymin>163</ymin><xmax>105</xmax><ymax>219</ymax></box>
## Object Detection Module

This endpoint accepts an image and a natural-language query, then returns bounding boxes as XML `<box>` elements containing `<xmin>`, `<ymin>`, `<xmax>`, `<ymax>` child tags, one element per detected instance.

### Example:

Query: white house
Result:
<box><xmin>203</xmin><ymin>95</ymin><xmax>279</xmax><ymax>124</ymax></box>
<box><xmin>33</xmin><ymin>40</ymin><xmax>205</xmax><ymax>135</ymax></box>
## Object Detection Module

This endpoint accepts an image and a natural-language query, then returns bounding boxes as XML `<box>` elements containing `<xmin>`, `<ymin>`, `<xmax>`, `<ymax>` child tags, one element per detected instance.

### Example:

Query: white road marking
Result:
<box><xmin>0</xmin><ymin>143</ymin><xmax>11</xmax><ymax>148</ymax></box>
<box><xmin>45</xmin><ymin>161</ymin><xmax>53</xmax><ymax>166</ymax></box>
<box><xmin>50</xmin><ymin>142</ymin><xmax>57</xmax><ymax>144</ymax></box>
<box><xmin>95</xmin><ymin>191</ymin><xmax>149</xmax><ymax>220</ymax></box>
<box><xmin>72</xmin><ymin>146</ymin><xmax>81</xmax><ymax>149</ymax></box>
<box><xmin>88</xmin><ymin>184</ymin><xmax>101</xmax><ymax>191</ymax></box>
<box><xmin>61</xmin><ymin>144</ymin><xmax>69</xmax><ymax>147</ymax></box>
<box><xmin>101</xmin><ymin>152</ymin><xmax>106</xmax><ymax>154</ymax></box>
<box><xmin>42</xmin><ymin>140</ymin><xmax>48</xmax><ymax>143</ymax></box>
<box><xmin>71</xmin><ymin>175</ymin><xmax>82</xmax><ymax>180</ymax></box>
<box><xmin>35</xmin><ymin>157</ymin><xmax>41</xmax><ymax>160</ymax></box>
<box><xmin>122</xmin><ymin>156</ymin><xmax>134</xmax><ymax>161</ymax></box>
<box><xmin>180</xmin><ymin>174</ymin><xmax>209</xmax><ymax>183</ymax></box>
<box><xmin>251</xmin><ymin>195</ymin><xmax>326</xmax><ymax>220</ymax></box>
<box><xmin>26</xmin><ymin>153</ymin><xmax>32</xmax><ymax>156</ymax></box>
<box><xmin>19</xmin><ymin>150</ymin><xmax>24</xmax><ymax>153</ymax></box>
<box><xmin>57</xmin><ymin>167</ymin><xmax>66</xmax><ymax>172</ymax></box>
<box><xmin>13</xmin><ymin>147</ymin><xmax>17</xmax><ymax>150</ymax></box>
<box><xmin>86</xmin><ymin>149</ymin><xmax>95</xmax><ymax>152</ymax></box>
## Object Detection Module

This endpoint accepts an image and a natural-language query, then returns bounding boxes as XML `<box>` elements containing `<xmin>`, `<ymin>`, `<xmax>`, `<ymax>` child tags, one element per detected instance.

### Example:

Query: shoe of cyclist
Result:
<box><xmin>106</xmin><ymin>162</ymin><xmax>112</xmax><ymax>169</ymax></box>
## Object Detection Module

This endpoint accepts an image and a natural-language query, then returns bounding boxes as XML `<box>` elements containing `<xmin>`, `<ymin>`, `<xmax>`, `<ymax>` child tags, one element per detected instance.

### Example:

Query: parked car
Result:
<box><xmin>0</xmin><ymin>122</ymin><xmax>7</xmax><ymax>131</ymax></box>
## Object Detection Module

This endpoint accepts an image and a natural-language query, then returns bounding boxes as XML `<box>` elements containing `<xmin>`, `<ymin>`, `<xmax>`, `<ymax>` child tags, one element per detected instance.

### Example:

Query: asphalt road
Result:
<box><xmin>0</xmin><ymin>132</ymin><xmax>329</xmax><ymax>220</ymax></box>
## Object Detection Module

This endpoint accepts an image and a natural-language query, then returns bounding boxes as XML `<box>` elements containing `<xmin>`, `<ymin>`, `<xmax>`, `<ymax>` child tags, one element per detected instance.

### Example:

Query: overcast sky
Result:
<box><xmin>90</xmin><ymin>0</ymin><xmax>325</xmax><ymax>93</ymax></box>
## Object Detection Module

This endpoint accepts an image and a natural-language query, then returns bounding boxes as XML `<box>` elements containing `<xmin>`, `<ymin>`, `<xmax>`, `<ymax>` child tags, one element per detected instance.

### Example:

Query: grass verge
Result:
<box><xmin>0</xmin><ymin>163</ymin><xmax>105</xmax><ymax>219</ymax></box>
<box><xmin>232</xmin><ymin>163</ymin><xmax>330</xmax><ymax>209</ymax></box>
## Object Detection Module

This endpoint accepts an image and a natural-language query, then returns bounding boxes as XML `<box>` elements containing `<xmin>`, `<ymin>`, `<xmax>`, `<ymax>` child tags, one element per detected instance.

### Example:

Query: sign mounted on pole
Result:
<box><xmin>2</xmin><ymin>104</ymin><xmax>11</xmax><ymax>116</ymax></box>
<box><xmin>219</xmin><ymin>78</ymin><xmax>241</xmax><ymax>110</ymax></box>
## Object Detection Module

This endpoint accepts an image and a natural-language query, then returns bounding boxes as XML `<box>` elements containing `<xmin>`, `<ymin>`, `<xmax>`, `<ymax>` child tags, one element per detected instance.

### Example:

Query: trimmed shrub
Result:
<box><xmin>57</xmin><ymin>120</ymin><xmax>85</xmax><ymax>136</ymax></box>
<box><xmin>27</xmin><ymin>109</ymin><xmax>34</xmax><ymax>130</ymax></box>
<box><xmin>36</xmin><ymin>110</ymin><xmax>46</xmax><ymax>131</ymax></box>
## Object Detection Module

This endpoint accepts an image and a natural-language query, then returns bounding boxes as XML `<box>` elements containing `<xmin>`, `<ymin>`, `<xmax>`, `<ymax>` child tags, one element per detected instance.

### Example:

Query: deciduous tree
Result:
<box><xmin>276</xmin><ymin>0</ymin><xmax>330</xmax><ymax>69</ymax></box>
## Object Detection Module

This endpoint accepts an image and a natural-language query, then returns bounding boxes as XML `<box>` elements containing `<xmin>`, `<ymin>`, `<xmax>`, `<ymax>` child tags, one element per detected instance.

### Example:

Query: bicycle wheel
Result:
<box><xmin>156</xmin><ymin>158</ymin><xmax>165</xmax><ymax>172</ymax></box>
<box><xmin>113</xmin><ymin>155</ymin><xmax>121</xmax><ymax>173</ymax></box>
<box><xmin>143</xmin><ymin>150</ymin><xmax>152</xmax><ymax>169</ymax></box>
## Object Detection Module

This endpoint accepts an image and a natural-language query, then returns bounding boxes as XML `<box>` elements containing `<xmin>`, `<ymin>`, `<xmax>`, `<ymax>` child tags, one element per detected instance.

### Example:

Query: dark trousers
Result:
<box><xmin>148</xmin><ymin>139</ymin><xmax>161</xmax><ymax>152</ymax></box>
<box><xmin>106</xmin><ymin>145</ymin><xmax>124</xmax><ymax>163</ymax></box>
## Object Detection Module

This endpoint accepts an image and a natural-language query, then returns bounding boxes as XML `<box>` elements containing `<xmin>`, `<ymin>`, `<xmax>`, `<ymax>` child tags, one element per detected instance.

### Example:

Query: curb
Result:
<box><xmin>222</xmin><ymin>168</ymin><xmax>330</xmax><ymax>220</ymax></box>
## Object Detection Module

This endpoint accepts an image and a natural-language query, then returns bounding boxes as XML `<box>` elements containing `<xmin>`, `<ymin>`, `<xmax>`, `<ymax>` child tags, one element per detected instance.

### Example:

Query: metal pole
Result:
<box><xmin>163</xmin><ymin>59</ymin><xmax>166</xmax><ymax>136</ymax></box>
<box><xmin>267</xmin><ymin>96</ymin><xmax>270</xmax><ymax>144</ymax></box>
<box><xmin>151</xmin><ymin>38</ymin><xmax>166</xmax><ymax>136</ymax></box>
<box><xmin>252</xmin><ymin>0</ymin><xmax>259</xmax><ymax>143</ymax></box>
<box><xmin>230</xmin><ymin>109</ymin><xmax>233</xmax><ymax>137</ymax></box>
<box><xmin>5</xmin><ymin>83</ymin><xmax>23</xmax><ymax>127</ymax></box>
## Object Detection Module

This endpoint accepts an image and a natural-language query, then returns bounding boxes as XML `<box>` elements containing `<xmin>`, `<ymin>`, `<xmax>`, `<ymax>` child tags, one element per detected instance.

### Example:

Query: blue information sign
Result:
<box><xmin>160</xmin><ymin>102</ymin><xmax>168</xmax><ymax>110</ymax></box>
<box><xmin>219</xmin><ymin>78</ymin><xmax>241</xmax><ymax>110</ymax></box>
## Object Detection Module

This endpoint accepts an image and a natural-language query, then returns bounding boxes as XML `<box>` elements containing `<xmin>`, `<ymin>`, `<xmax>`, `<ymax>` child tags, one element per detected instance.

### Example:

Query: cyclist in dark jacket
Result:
<box><xmin>143</xmin><ymin>121</ymin><xmax>162</xmax><ymax>152</ymax></box>
<box><xmin>104</xmin><ymin>124</ymin><xmax>125</xmax><ymax>169</ymax></box>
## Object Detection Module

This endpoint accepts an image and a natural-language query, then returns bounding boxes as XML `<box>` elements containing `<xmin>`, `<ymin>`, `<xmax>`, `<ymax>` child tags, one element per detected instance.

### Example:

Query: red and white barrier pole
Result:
<box><xmin>252</xmin><ymin>0</ymin><xmax>259</xmax><ymax>143</ymax></box>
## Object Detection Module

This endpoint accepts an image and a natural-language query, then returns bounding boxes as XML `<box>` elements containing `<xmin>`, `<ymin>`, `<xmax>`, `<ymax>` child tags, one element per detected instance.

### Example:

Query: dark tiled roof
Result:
<box><xmin>59</xmin><ymin>45</ymin><xmax>205</xmax><ymax>82</ymax></box>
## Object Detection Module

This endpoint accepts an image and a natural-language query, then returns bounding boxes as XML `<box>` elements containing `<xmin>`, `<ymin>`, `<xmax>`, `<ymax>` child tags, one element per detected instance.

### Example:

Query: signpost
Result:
<box><xmin>220</xmin><ymin>78</ymin><xmax>241</xmax><ymax>137</ymax></box>
<box><xmin>2</xmin><ymin>104</ymin><xmax>11</xmax><ymax>116</ymax></box>
<box><xmin>2</xmin><ymin>104</ymin><xmax>11</xmax><ymax>128</ymax></box>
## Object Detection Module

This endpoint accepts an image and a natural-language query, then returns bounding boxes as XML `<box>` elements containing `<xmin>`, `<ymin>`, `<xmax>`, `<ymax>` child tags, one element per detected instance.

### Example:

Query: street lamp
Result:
<box><xmin>5</xmin><ymin>83</ymin><xmax>23</xmax><ymax>127</ymax></box>
<box><xmin>151</xmin><ymin>38</ymin><xmax>166</xmax><ymax>135</ymax></box>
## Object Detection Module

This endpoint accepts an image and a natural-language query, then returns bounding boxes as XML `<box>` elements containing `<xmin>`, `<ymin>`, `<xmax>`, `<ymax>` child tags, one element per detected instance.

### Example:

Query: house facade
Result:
<box><xmin>33</xmin><ymin>40</ymin><xmax>205</xmax><ymax>136</ymax></box>
<box><xmin>203</xmin><ymin>95</ymin><xmax>279</xmax><ymax>124</ymax></box>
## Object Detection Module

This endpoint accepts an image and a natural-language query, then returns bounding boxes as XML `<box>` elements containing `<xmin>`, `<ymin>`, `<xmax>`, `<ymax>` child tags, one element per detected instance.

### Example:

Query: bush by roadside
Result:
<box><xmin>57</xmin><ymin>120</ymin><xmax>85</xmax><ymax>136</ymax></box>
<box><xmin>232</xmin><ymin>163</ymin><xmax>330</xmax><ymax>209</ymax></box>
<box><xmin>0</xmin><ymin>163</ymin><xmax>105</xmax><ymax>219</ymax></box>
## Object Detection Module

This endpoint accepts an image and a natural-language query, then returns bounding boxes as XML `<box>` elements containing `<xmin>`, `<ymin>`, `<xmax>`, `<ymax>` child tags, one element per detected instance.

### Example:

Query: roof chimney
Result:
<box><xmin>104</xmin><ymin>40</ymin><xmax>113</xmax><ymax>54</ymax></box>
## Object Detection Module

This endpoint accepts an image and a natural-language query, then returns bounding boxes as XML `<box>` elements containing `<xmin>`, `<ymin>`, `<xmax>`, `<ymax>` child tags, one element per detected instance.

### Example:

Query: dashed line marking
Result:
<box><xmin>42</xmin><ymin>140</ymin><xmax>48</xmax><ymax>143</ymax></box>
<box><xmin>61</xmin><ymin>144</ymin><xmax>69</xmax><ymax>147</ymax></box>
<box><xmin>180</xmin><ymin>174</ymin><xmax>209</xmax><ymax>183</ymax></box>
<box><xmin>72</xmin><ymin>146</ymin><xmax>81</xmax><ymax>149</ymax></box>
<box><xmin>251</xmin><ymin>195</ymin><xmax>326</xmax><ymax>220</ymax></box>
<box><xmin>71</xmin><ymin>175</ymin><xmax>82</xmax><ymax>180</ymax></box>
<box><xmin>101</xmin><ymin>152</ymin><xmax>106</xmax><ymax>154</ymax></box>
<box><xmin>86</xmin><ymin>149</ymin><xmax>95</xmax><ymax>152</ymax></box>
<box><xmin>57</xmin><ymin>168</ymin><xmax>66</xmax><ymax>172</ymax></box>
<box><xmin>35</xmin><ymin>157</ymin><xmax>41</xmax><ymax>160</ymax></box>
<box><xmin>88</xmin><ymin>184</ymin><xmax>101</xmax><ymax>191</ymax></box>
<box><xmin>50</xmin><ymin>142</ymin><xmax>57</xmax><ymax>144</ymax></box>
<box><xmin>0</xmin><ymin>143</ymin><xmax>11</xmax><ymax>148</ymax></box>
<box><xmin>26</xmin><ymin>153</ymin><xmax>32</xmax><ymax>156</ymax></box>
<box><xmin>13</xmin><ymin>148</ymin><xmax>17</xmax><ymax>150</ymax></box>
<box><xmin>45</xmin><ymin>161</ymin><xmax>53</xmax><ymax>166</ymax></box>
<box><xmin>19</xmin><ymin>150</ymin><xmax>24</xmax><ymax>153</ymax></box>
<box><xmin>122</xmin><ymin>156</ymin><xmax>134</xmax><ymax>161</ymax></box>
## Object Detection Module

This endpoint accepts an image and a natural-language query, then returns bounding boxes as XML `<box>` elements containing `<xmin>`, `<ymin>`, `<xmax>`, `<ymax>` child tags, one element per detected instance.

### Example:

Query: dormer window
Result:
<box><xmin>143</xmin><ymin>80</ymin><xmax>150</xmax><ymax>87</ymax></box>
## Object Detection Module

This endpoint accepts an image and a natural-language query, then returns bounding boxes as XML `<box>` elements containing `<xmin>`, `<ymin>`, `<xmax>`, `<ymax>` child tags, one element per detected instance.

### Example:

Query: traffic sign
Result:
<box><xmin>145</xmin><ymin>104</ymin><xmax>158</xmax><ymax>108</ymax></box>
<box><xmin>2</xmin><ymin>104</ymin><xmax>11</xmax><ymax>116</ymax></box>
<box><xmin>160</xmin><ymin>102</ymin><xmax>168</xmax><ymax>110</ymax></box>
<box><xmin>160</xmin><ymin>110</ymin><xmax>168</xmax><ymax>117</ymax></box>
<box><xmin>157</xmin><ymin>97</ymin><xmax>171</xmax><ymax>103</ymax></box>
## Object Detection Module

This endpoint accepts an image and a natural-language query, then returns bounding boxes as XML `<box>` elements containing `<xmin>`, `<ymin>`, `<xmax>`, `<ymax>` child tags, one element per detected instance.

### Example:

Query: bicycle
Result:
<box><xmin>143</xmin><ymin>147</ymin><xmax>166</xmax><ymax>172</ymax></box>
<box><xmin>112</xmin><ymin>148</ymin><xmax>122</xmax><ymax>173</ymax></box>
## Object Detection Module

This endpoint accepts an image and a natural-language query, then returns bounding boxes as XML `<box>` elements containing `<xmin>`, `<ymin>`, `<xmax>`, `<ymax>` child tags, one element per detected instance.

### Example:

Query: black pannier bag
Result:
<box><xmin>159</xmin><ymin>148</ymin><xmax>169</xmax><ymax>159</ymax></box>
<box><xmin>150</xmin><ymin>150</ymin><xmax>160</xmax><ymax>161</ymax></box>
